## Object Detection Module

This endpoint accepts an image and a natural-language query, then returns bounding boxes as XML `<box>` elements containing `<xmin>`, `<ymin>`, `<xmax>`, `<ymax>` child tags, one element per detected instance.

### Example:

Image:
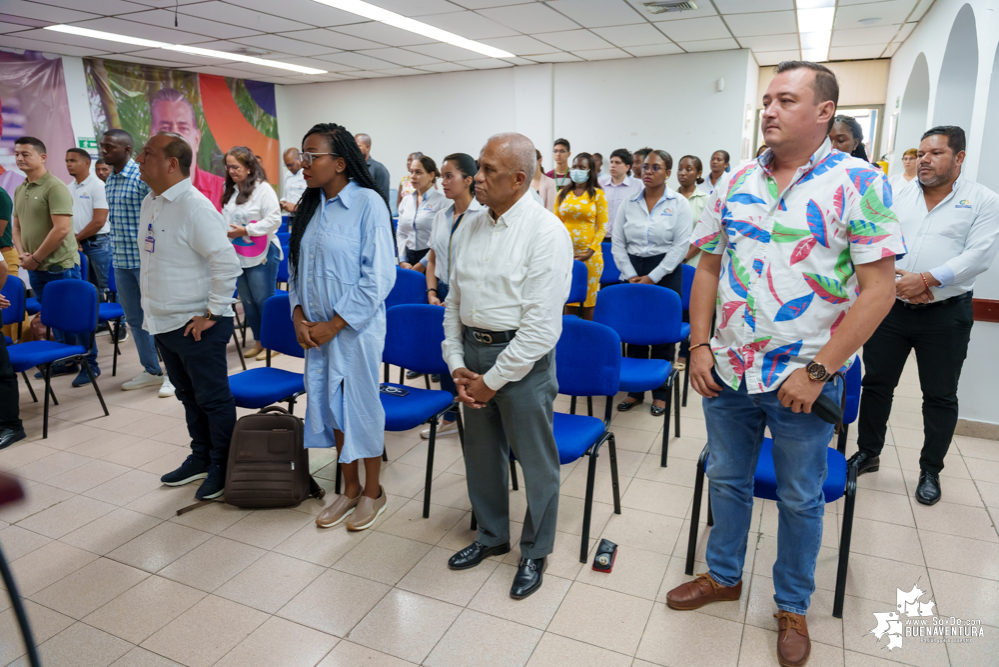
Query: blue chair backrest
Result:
<box><xmin>600</xmin><ymin>242</ymin><xmax>620</xmax><ymax>285</ymax></box>
<box><xmin>594</xmin><ymin>283</ymin><xmax>683</xmax><ymax>346</ymax></box>
<box><xmin>384</xmin><ymin>304</ymin><xmax>448</xmax><ymax>375</ymax></box>
<box><xmin>78</xmin><ymin>251</ymin><xmax>88</xmax><ymax>281</ymax></box>
<box><xmin>260</xmin><ymin>294</ymin><xmax>304</xmax><ymax>358</ymax></box>
<box><xmin>107</xmin><ymin>264</ymin><xmax>118</xmax><ymax>296</ymax></box>
<box><xmin>843</xmin><ymin>355</ymin><xmax>862</xmax><ymax>425</ymax></box>
<box><xmin>681</xmin><ymin>263</ymin><xmax>695</xmax><ymax>312</ymax></box>
<box><xmin>277</xmin><ymin>245</ymin><xmax>290</xmax><ymax>284</ymax></box>
<box><xmin>556</xmin><ymin>317</ymin><xmax>621</xmax><ymax>397</ymax></box>
<box><xmin>567</xmin><ymin>260</ymin><xmax>588</xmax><ymax>304</ymax></box>
<box><xmin>385</xmin><ymin>266</ymin><xmax>426</xmax><ymax>310</ymax></box>
<box><xmin>39</xmin><ymin>279</ymin><xmax>98</xmax><ymax>334</ymax></box>
<box><xmin>276</xmin><ymin>231</ymin><xmax>291</xmax><ymax>246</ymax></box>
<box><xmin>1</xmin><ymin>276</ymin><xmax>25</xmax><ymax>326</ymax></box>
<box><xmin>390</xmin><ymin>189</ymin><xmax>399</xmax><ymax>217</ymax></box>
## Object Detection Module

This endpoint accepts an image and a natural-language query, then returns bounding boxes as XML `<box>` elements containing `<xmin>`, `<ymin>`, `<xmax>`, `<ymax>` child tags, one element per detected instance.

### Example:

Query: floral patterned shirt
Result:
<box><xmin>690</xmin><ymin>139</ymin><xmax>907</xmax><ymax>394</ymax></box>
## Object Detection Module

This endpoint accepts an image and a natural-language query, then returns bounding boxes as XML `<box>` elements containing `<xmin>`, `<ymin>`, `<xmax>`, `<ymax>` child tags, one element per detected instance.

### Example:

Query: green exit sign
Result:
<box><xmin>78</xmin><ymin>137</ymin><xmax>98</xmax><ymax>149</ymax></box>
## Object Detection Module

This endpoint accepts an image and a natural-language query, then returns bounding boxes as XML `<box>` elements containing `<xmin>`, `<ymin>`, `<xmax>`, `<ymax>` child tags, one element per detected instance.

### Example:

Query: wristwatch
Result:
<box><xmin>805</xmin><ymin>360</ymin><xmax>834</xmax><ymax>382</ymax></box>
<box><xmin>203</xmin><ymin>310</ymin><xmax>221</xmax><ymax>322</ymax></box>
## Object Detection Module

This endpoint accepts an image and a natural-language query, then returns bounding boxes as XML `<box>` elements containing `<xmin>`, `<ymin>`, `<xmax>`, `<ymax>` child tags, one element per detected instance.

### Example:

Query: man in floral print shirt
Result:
<box><xmin>665</xmin><ymin>61</ymin><xmax>905</xmax><ymax>667</ymax></box>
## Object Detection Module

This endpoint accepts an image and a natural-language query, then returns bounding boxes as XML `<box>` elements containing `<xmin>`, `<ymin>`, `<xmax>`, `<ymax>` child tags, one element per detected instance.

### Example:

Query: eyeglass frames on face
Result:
<box><xmin>299</xmin><ymin>152</ymin><xmax>340</xmax><ymax>167</ymax></box>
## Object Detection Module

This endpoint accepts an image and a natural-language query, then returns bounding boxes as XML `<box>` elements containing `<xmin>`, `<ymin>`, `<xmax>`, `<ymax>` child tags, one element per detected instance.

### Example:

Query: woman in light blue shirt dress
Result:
<box><xmin>288</xmin><ymin>123</ymin><xmax>396</xmax><ymax>531</ymax></box>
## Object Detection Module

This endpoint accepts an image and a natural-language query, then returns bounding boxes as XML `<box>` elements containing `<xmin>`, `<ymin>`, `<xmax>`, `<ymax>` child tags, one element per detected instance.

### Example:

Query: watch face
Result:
<box><xmin>807</xmin><ymin>362</ymin><xmax>826</xmax><ymax>381</ymax></box>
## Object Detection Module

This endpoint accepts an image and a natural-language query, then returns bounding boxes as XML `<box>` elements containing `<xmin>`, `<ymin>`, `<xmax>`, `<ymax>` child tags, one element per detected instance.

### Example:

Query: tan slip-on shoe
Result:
<box><xmin>775</xmin><ymin>611</ymin><xmax>810</xmax><ymax>667</ymax></box>
<box><xmin>665</xmin><ymin>572</ymin><xmax>742</xmax><ymax>610</ymax></box>
<box><xmin>244</xmin><ymin>347</ymin><xmax>262</xmax><ymax>359</ymax></box>
<box><xmin>347</xmin><ymin>486</ymin><xmax>387</xmax><ymax>531</ymax></box>
<box><xmin>316</xmin><ymin>490</ymin><xmax>361</xmax><ymax>528</ymax></box>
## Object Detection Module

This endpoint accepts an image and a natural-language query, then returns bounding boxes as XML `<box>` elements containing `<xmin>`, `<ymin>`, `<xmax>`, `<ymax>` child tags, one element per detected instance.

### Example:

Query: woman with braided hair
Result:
<box><xmin>288</xmin><ymin>123</ymin><xmax>396</xmax><ymax>531</ymax></box>
<box><xmin>829</xmin><ymin>115</ymin><xmax>870</xmax><ymax>161</ymax></box>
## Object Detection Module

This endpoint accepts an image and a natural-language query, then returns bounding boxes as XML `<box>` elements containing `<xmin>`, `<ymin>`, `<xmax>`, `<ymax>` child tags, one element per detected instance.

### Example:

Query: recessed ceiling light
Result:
<box><xmin>859</xmin><ymin>17</ymin><xmax>882</xmax><ymax>25</ymax></box>
<box><xmin>312</xmin><ymin>0</ymin><xmax>515</xmax><ymax>59</ymax></box>
<box><xmin>43</xmin><ymin>24</ymin><xmax>327</xmax><ymax>75</ymax></box>
<box><xmin>796</xmin><ymin>6</ymin><xmax>834</xmax><ymax>61</ymax></box>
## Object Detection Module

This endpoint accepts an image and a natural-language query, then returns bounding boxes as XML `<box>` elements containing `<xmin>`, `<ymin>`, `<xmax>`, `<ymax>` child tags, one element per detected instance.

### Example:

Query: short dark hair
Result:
<box><xmin>592</xmin><ymin>152</ymin><xmax>603</xmax><ymax>159</ymax></box>
<box><xmin>609</xmin><ymin>148</ymin><xmax>633</xmax><ymax>167</ymax></box>
<box><xmin>554</xmin><ymin>138</ymin><xmax>570</xmax><ymax>151</ymax></box>
<box><xmin>159</xmin><ymin>132</ymin><xmax>193</xmax><ymax>177</ymax></box>
<box><xmin>775</xmin><ymin>60</ymin><xmax>839</xmax><ymax>130</ymax></box>
<box><xmin>649</xmin><ymin>150</ymin><xmax>673</xmax><ymax>171</ymax></box>
<box><xmin>921</xmin><ymin>125</ymin><xmax>966</xmax><ymax>154</ymax></box>
<box><xmin>413</xmin><ymin>154</ymin><xmax>439</xmax><ymax>180</ymax></box>
<box><xmin>15</xmin><ymin>136</ymin><xmax>46</xmax><ymax>154</ymax></box>
<box><xmin>102</xmin><ymin>128</ymin><xmax>134</xmax><ymax>148</ymax></box>
<box><xmin>633</xmin><ymin>147</ymin><xmax>652</xmax><ymax>161</ymax></box>
<box><xmin>95</xmin><ymin>158</ymin><xmax>107</xmax><ymax>166</ymax></box>
<box><xmin>66</xmin><ymin>147</ymin><xmax>91</xmax><ymax>162</ymax></box>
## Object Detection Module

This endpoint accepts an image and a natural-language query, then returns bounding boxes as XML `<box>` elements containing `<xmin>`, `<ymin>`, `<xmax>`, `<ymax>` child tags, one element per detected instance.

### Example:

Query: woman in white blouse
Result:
<box><xmin>611</xmin><ymin>150</ymin><xmax>692</xmax><ymax>416</ymax></box>
<box><xmin>396</xmin><ymin>155</ymin><xmax>447</xmax><ymax>272</ymax></box>
<box><xmin>222</xmin><ymin>146</ymin><xmax>282</xmax><ymax>361</ymax></box>
<box><xmin>889</xmin><ymin>147</ymin><xmax>918</xmax><ymax>195</ymax></box>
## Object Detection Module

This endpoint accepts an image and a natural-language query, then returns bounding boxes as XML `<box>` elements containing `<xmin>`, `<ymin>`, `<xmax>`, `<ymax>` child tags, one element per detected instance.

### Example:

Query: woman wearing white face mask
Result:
<box><xmin>553</xmin><ymin>152</ymin><xmax>608</xmax><ymax>320</ymax></box>
<box><xmin>396</xmin><ymin>155</ymin><xmax>447</xmax><ymax>272</ymax></box>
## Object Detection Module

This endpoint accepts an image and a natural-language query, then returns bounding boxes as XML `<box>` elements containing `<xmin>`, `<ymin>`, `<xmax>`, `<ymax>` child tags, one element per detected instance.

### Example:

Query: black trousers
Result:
<box><xmin>626</xmin><ymin>253</ymin><xmax>682</xmax><ymax>402</ymax></box>
<box><xmin>155</xmin><ymin>317</ymin><xmax>236</xmax><ymax>468</ymax></box>
<box><xmin>405</xmin><ymin>247</ymin><xmax>430</xmax><ymax>265</ymax></box>
<box><xmin>0</xmin><ymin>334</ymin><xmax>21</xmax><ymax>432</ymax></box>
<box><xmin>857</xmin><ymin>295</ymin><xmax>973</xmax><ymax>474</ymax></box>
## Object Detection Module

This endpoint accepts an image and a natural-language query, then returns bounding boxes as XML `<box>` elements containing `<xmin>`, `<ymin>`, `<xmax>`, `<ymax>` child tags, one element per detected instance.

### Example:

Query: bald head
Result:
<box><xmin>283</xmin><ymin>147</ymin><xmax>301</xmax><ymax>174</ymax></box>
<box><xmin>354</xmin><ymin>133</ymin><xmax>371</xmax><ymax>159</ymax></box>
<box><xmin>474</xmin><ymin>132</ymin><xmax>537</xmax><ymax>216</ymax></box>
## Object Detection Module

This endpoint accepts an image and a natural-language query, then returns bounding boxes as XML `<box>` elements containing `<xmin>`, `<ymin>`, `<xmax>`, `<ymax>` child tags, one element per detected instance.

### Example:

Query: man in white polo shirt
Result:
<box><xmin>65</xmin><ymin>147</ymin><xmax>111</xmax><ymax>300</ymax></box>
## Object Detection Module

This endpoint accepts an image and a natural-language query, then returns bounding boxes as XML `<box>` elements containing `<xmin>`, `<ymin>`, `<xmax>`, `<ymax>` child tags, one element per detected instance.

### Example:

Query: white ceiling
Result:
<box><xmin>0</xmin><ymin>0</ymin><xmax>935</xmax><ymax>84</ymax></box>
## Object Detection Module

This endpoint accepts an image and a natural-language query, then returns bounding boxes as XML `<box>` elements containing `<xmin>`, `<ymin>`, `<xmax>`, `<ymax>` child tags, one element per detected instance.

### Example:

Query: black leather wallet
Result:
<box><xmin>812</xmin><ymin>393</ymin><xmax>843</xmax><ymax>425</ymax></box>
<box><xmin>592</xmin><ymin>539</ymin><xmax>618</xmax><ymax>573</ymax></box>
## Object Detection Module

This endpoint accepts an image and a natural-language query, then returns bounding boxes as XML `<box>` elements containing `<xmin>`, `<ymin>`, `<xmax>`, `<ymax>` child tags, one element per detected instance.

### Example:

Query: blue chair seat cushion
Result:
<box><xmin>4</xmin><ymin>336</ymin><xmax>10</xmax><ymax>345</ymax></box>
<box><xmin>553</xmin><ymin>412</ymin><xmax>607</xmax><ymax>465</ymax></box>
<box><xmin>229</xmin><ymin>367</ymin><xmax>305</xmax><ymax>409</ymax></box>
<box><xmin>380</xmin><ymin>383</ymin><xmax>454</xmax><ymax>432</ymax></box>
<box><xmin>25</xmin><ymin>297</ymin><xmax>40</xmax><ymax>316</ymax></box>
<box><xmin>8</xmin><ymin>341</ymin><xmax>87</xmax><ymax>373</ymax></box>
<box><xmin>98</xmin><ymin>303</ymin><xmax>125</xmax><ymax>323</ymax></box>
<box><xmin>618</xmin><ymin>357</ymin><xmax>672</xmax><ymax>393</ymax></box>
<box><xmin>707</xmin><ymin>438</ymin><xmax>847</xmax><ymax>504</ymax></box>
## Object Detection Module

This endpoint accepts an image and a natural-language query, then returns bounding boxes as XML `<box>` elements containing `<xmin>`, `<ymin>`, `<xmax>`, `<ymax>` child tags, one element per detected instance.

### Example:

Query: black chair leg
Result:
<box><xmin>837</xmin><ymin>423</ymin><xmax>849</xmax><ymax>455</ymax></box>
<box><xmin>383</xmin><ymin>363</ymin><xmax>389</xmax><ymax>384</ymax></box>
<box><xmin>660</xmin><ymin>380</ymin><xmax>672</xmax><ymax>468</ymax></box>
<box><xmin>424</xmin><ymin>375</ymin><xmax>430</xmax><ymax>390</ymax></box>
<box><xmin>111</xmin><ymin>320</ymin><xmax>120</xmax><ymax>377</ymax></box>
<box><xmin>233</xmin><ymin>331</ymin><xmax>246</xmax><ymax>371</ymax></box>
<box><xmin>570</xmin><ymin>396</ymin><xmax>577</xmax><ymax>415</ymax></box>
<box><xmin>580</xmin><ymin>450</ymin><xmax>598</xmax><ymax>563</ymax></box>
<box><xmin>334</xmin><ymin>461</ymin><xmax>342</xmax><ymax>495</ymax></box>
<box><xmin>685</xmin><ymin>451</ymin><xmax>707</xmax><ymax>575</ymax></box>
<box><xmin>20</xmin><ymin>373</ymin><xmax>37</xmax><ymax>403</ymax></box>
<box><xmin>382</xmin><ymin>448</ymin><xmax>388</xmax><ymax>462</ymax></box>
<box><xmin>587</xmin><ymin>396</ymin><xmax>593</xmax><ymax>417</ymax></box>
<box><xmin>82</xmin><ymin>360</ymin><xmax>110</xmax><ymax>417</ymax></box>
<box><xmin>424</xmin><ymin>420</ymin><xmax>437</xmax><ymax>518</ymax></box>
<box><xmin>608</xmin><ymin>433</ymin><xmax>621</xmax><ymax>514</ymax></box>
<box><xmin>706</xmin><ymin>494</ymin><xmax>713</xmax><ymax>526</ymax></box>
<box><xmin>398</xmin><ymin>367</ymin><xmax>404</xmax><ymax>384</ymax></box>
<box><xmin>834</xmin><ymin>466</ymin><xmax>857</xmax><ymax>618</ymax></box>
<box><xmin>42</xmin><ymin>364</ymin><xmax>52</xmax><ymax>439</ymax></box>
<box><xmin>682</xmin><ymin>362</ymin><xmax>690</xmax><ymax>407</ymax></box>
<box><xmin>510</xmin><ymin>460</ymin><xmax>519</xmax><ymax>491</ymax></box>
<box><xmin>673</xmin><ymin>373</ymin><xmax>681</xmax><ymax>438</ymax></box>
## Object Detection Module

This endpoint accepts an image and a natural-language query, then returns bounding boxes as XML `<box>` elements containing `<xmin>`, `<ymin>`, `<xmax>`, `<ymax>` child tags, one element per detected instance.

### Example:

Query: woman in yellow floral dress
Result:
<box><xmin>553</xmin><ymin>152</ymin><xmax>607</xmax><ymax>320</ymax></box>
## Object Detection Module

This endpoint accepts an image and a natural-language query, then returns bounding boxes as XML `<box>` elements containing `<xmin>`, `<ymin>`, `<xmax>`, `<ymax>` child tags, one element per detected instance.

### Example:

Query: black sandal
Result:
<box><xmin>617</xmin><ymin>399</ymin><xmax>644</xmax><ymax>412</ymax></box>
<box><xmin>650</xmin><ymin>405</ymin><xmax>667</xmax><ymax>417</ymax></box>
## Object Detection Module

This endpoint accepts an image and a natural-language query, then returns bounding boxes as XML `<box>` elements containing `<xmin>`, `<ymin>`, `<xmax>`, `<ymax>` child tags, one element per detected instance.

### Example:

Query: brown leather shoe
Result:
<box><xmin>775</xmin><ymin>611</ymin><xmax>810</xmax><ymax>667</ymax></box>
<box><xmin>665</xmin><ymin>572</ymin><xmax>742</xmax><ymax>610</ymax></box>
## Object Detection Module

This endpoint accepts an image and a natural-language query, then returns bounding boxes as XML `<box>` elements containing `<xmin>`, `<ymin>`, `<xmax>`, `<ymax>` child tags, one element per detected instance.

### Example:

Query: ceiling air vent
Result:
<box><xmin>644</xmin><ymin>1</ymin><xmax>698</xmax><ymax>14</ymax></box>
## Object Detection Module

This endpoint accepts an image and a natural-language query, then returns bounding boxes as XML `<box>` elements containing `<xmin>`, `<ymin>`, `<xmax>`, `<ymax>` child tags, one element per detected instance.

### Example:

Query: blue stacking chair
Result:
<box><xmin>98</xmin><ymin>268</ymin><xmax>126</xmax><ymax>377</ymax></box>
<box><xmin>276</xmin><ymin>245</ymin><xmax>290</xmax><ymax>290</ymax></box>
<box><xmin>279</xmin><ymin>215</ymin><xmax>290</xmax><ymax>235</ymax></box>
<box><xmin>599</xmin><ymin>242</ymin><xmax>620</xmax><ymax>287</ymax></box>
<box><xmin>384</xmin><ymin>266</ymin><xmax>428</xmax><ymax>384</ymax></box>
<box><xmin>228</xmin><ymin>294</ymin><xmax>305</xmax><ymax>413</ymax></box>
<box><xmin>685</xmin><ymin>356</ymin><xmax>862</xmax><ymax>618</ymax></box>
<box><xmin>594</xmin><ymin>283</ymin><xmax>689</xmax><ymax>467</ymax></box>
<box><xmin>7</xmin><ymin>280</ymin><xmax>109</xmax><ymax>438</ymax></box>
<box><xmin>367</xmin><ymin>304</ymin><xmax>461</xmax><ymax>518</ymax></box>
<box><xmin>2</xmin><ymin>275</ymin><xmax>25</xmax><ymax>345</ymax></box>
<box><xmin>276</xmin><ymin>231</ymin><xmax>291</xmax><ymax>247</ymax></box>
<box><xmin>516</xmin><ymin>317</ymin><xmax>623</xmax><ymax>563</ymax></box>
<box><xmin>679</xmin><ymin>263</ymin><xmax>697</xmax><ymax>407</ymax></box>
<box><xmin>566</xmin><ymin>260</ymin><xmax>588</xmax><ymax>306</ymax></box>
<box><xmin>25</xmin><ymin>252</ymin><xmax>90</xmax><ymax>319</ymax></box>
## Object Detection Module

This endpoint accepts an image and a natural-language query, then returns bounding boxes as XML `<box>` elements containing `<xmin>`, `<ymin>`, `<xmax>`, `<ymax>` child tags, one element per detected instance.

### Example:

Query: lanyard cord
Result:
<box><xmin>446</xmin><ymin>211</ymin><xmax>465</xmax><ymax>283</ymax></box>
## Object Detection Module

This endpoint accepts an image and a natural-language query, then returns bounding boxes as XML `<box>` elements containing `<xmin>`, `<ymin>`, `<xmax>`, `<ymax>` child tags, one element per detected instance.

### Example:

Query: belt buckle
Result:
<box><xmin>475</xmin><ymin>331</ymin><xmax>493</xmax><ymax>344</ymax></box>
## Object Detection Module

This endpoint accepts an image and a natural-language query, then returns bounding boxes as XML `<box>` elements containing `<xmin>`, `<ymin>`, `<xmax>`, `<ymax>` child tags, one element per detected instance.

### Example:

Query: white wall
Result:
<box><xmin>886</xmin><ymin>0</ymin><xmax>999</xmax><ymax>426</ymax></box>
<box><xmin>276</xmin><ymin>49</ymin><xmax>758</xmax><ymax>190</ymax></box>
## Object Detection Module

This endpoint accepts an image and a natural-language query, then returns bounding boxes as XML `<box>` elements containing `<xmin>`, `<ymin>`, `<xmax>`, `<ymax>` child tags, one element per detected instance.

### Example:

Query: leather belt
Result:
<box><xmin>899</xmin><ymin>291</ymin><xmax>972</xmax><ymax>311</ymax></box>
<box><xmin>468</xmin><ymin>327</ymin><xmax>517</xmax><ymax>345</ymax></box>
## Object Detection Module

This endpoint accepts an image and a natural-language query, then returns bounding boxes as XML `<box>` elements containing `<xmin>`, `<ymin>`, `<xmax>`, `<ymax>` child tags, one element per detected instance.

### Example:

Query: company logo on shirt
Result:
<box><xmin>661</xmin><ymin>208</ymin><xmax>673</xmax><ymax>216</ymax></box>
<box><xmin>955</xmin><ymin>199</ymin><xmax>972</xmax><ymax>209</ymax></box>
<box><xmin>78</xmin><ymin>192</ymin><xmax>91</xmax><ymax>200</ymax></box>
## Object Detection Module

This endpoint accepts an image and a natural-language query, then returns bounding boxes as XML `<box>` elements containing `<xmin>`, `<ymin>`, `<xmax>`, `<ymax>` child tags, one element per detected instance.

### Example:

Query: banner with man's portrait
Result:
<box><xmin>83</xmin><ymin>58</ymin><xmax>280</xmax><ymax>207</ymax></box>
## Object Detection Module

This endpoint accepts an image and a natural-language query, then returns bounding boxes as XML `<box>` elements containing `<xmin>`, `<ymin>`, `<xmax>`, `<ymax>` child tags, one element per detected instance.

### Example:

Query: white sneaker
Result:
<box><xmin>122</xmin><ymin>371</ymin><xmax>164</xmax><ymax>391</ymax></box>
<box><xmin>159</xmin><ymin>375</ymin><xmax>176</xmax><ymax>398</ymax></box>
<box><xmin>420</xmin><ymin>419</ymin><xmax>459</xmax><ymax>439</ymax></box>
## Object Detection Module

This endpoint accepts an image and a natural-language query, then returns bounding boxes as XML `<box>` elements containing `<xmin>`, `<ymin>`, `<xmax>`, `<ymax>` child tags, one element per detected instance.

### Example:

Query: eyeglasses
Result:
<box><xmin>300</xmin><ymin>152</ymin><xmax>339</xmax><ymax>167</ymax></box>
<box><xmin>225</xmin><ymin>164</ymin><xmax>245</xmax><ymax>172</ymax></box>
<box><xmin>644</xmin><ymin>164</ymin><xmax>666</xmax><ymax>173</ymax></box>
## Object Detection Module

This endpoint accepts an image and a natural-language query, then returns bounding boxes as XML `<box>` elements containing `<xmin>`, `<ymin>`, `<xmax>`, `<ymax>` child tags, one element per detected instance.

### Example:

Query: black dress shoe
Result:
<box><xmin>617</xmin><ymin>399</ymin><xmax>644</xmax><ymax>412</ymax></box>
<box><xmin>0</xmin><ymin>428</ymin><xmax>27</xmax><ymax>451</ymax></box>
<box><xmin>650</xmin><ymin>405</ymin><xmax>666</xmax><ymax>417</ymax></box>
<box><xmin>406</xmin><ymin>370</ymin><xmax>423</xmax><ymax>380</ymax></box>
<box><xmin>847</xmin><ymin>451</ymin><xmax>880</xmax><ymax>475</ymax></box>
<box><xmin>510</xmin><ymin>557</ymin><xmax>546</xmax><ymax>599</ymax></box>
<box><xmin>915</xmin><ymin>470</ymin><xmax>941</xmax><ymax>505</ymax></box>
<box><xmin>448</xmin><ymin>541</ymin><xmax>511</xmax><ymax>570</ymax></box>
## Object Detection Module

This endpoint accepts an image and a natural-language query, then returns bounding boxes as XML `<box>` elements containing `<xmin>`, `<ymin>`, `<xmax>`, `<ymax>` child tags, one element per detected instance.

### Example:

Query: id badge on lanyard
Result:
<box><xmin>144</xmin><ymin>223</ymin><xmax>155</xmax><ymax>253</ymax></box>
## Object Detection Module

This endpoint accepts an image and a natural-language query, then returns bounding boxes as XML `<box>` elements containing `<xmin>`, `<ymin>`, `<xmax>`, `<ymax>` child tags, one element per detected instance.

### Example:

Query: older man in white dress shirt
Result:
<box><xmin>853</xmin><ymin>125</ymin><xmax>999</xmax><ymax>505</ymax></box>
<box><xmin>135</xmin><ymin>132</ymin><xmax>241</xmax><ymax>502</ymax></box>
<box><xmin>443</xmin><ymin>133</ymin><xmax>573</xmax><ymax>600</ymax></box>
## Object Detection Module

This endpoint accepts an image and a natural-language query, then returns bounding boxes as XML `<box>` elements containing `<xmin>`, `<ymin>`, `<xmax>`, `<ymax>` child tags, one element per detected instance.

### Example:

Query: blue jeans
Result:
<box><xmin>236</xmin><ymin>242</ymin><xmax>280</xmax><ymax>344</ymax></box>
<box><xmin>703</xmin><ymin>372</ymin><xmax>839</xmax><ymax>615</ymax></box>
<box><xmin>114</xmin><ymin>266</ymin><xmax>161</xmax><ymax>376</ymax></box>
<box><xmin>80</xmin><ymin>234</ymin><xmax>111</xmax><ymax>299</ymax></box>
<box><xmin>28</xmin><ymin>265</ymin><xmax>99</xmax><ymax>372</ymax></box>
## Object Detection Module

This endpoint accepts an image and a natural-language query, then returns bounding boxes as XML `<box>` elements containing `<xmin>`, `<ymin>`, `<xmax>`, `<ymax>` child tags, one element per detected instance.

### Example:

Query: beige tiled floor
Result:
<box><xmin>0</xmin><ymin>338</ymin><xmax>997</xmax><ymax>667</ymax></box>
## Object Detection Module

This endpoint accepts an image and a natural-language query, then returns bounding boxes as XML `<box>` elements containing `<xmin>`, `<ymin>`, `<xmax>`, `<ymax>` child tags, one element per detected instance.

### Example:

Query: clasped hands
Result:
<box><xmin>895</xmin><ymin>269</ymin><xmax>936</xmax><ymax>304</ymax></box>
<box><xmin>226</xmin><ymin>224</ymin><xmax>247</xmax><ymax>240</ymax></box>
<box><xmin>453</xmin><ymin>368</ymin><xmax>495</xmax><ymax>408</ymax></box>
<box><xmin>628</xmin><ymin>275</ymin><xmax>655</xmax><ymax>285</ymax></box>
<box><xmin>294</xmin><ymin>318</ymin><xmax>340</xmax><ymax>349</ymax></box>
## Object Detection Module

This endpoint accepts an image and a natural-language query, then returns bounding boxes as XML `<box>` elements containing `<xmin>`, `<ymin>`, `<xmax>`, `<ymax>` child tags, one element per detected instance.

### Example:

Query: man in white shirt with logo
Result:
<box><xmin>280</xmin><ymin>148</ymin><xmax>307</xmax><ymax>213</ymax></box>
<box><xmin>135</xmin><ymin>132</ymin><xmax>241</xmax><ymax>502</ymax></box>
<box><xmin>853</xmin><ymin>125</ymin><xmax>999</xmax><ymax>506</ymax></box>
<box><xmin>65</xmin><ymin>148</ymin><xmax>111</xmax><ymax>299</ymax></box>
<box><xmin>598</xmin><ymin>148</ymin><xmax>643</xmax><ymax>241</ymax></box>
<box><xmin>443</xmin><ymin>133</ymin><xmax>572</xmax><ymax>601</ymax></box>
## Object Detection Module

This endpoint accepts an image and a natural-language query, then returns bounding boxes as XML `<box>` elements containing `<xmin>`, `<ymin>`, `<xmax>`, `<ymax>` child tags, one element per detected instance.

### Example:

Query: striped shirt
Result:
<box><xmin>105</xmin><ymin>159</ymin><xmax>150</xmax><ymax>269</ymax></box>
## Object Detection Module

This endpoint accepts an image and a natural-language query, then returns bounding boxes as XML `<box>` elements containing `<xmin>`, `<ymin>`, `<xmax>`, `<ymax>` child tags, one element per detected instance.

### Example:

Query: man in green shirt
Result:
<box><xmin>12</xmin><ymin>136</ymin><xmax>99</xmax><ymax>386</ymax></box>
<box><xmin>0</xmin><ymin>185</ymin><xmax>24</xmax><ymax>343</ymax></box>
